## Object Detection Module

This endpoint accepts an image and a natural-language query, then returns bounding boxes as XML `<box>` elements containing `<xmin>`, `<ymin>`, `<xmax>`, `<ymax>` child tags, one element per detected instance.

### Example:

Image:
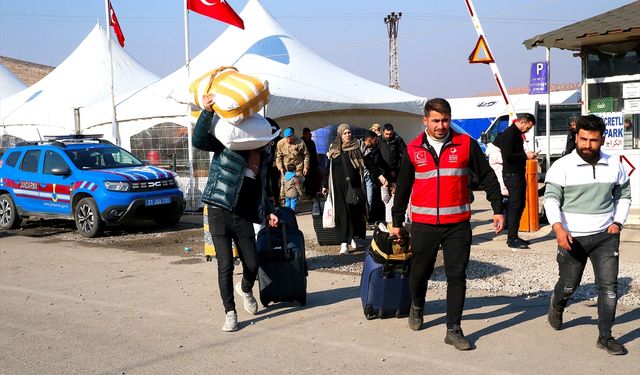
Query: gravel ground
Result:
<box><xmin>4</xmin><ymin>210</ymin><xmax>639</xmax><ymax>307</ymax></box>
<box><xmin>305</xmin><ymin>241</ymin><xmax>640</xmax><ymax>307</ymax></box>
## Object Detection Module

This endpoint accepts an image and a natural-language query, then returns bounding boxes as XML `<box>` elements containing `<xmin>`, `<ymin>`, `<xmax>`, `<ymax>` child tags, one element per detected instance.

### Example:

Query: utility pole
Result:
<box><xmin>384</xmin><ymin>12</ymin><xmax>401</xmax><ymax>90</ymax></box>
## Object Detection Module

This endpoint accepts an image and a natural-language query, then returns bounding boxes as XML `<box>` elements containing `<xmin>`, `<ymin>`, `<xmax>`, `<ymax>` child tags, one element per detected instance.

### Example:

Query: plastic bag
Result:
<box><xmin>322</xmin><ymin>193</ymin><xmax>335</xmax><ymax>228</ymax></box>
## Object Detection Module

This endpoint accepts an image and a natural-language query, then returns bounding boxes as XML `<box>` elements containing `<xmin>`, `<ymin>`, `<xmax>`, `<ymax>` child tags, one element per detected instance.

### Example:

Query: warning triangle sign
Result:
<box><xmin>468</xmin><ymin>35</ymin><xmax>494</xmax><ymax>64</ymax></box>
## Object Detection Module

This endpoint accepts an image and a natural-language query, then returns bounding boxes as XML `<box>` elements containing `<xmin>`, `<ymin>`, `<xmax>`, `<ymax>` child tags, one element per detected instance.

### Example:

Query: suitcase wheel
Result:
<box><xmin>395</xmin><ymin>310</ymin><xmax>409</xmax><ymax>319</ymax></box>
<box><xmin>205</xmin><ymin>255</ymin><xmax>212</xmax><ymax>262</ymax></box>
<box><xmin>363</xmin><ymin>304</ymin><xmax>375</xmax><ymax>320</ymax></box>
<box><xmin>233</xmin><ymin>257</ymin><xmax>240</xmax><ymax>266</ymax></box>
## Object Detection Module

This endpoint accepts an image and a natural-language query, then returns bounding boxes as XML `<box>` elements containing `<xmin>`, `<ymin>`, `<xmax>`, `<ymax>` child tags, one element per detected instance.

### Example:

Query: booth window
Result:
<box><xmin>129</xmin><ymin>122</ymin><xmax>210</xmax><ymax>176</ymax></box>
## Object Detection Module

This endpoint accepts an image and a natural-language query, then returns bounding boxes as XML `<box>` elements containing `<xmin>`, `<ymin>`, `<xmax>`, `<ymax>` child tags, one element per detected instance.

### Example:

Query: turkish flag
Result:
<box><xmin>108</xmin><ymin>0</ymin><xmax>125</xmax><ymax>47</ymax></box>
<box><xmin>187</xmin><ymin>0</ymin><xmax>244</xmax><ymax>30</ymax></box>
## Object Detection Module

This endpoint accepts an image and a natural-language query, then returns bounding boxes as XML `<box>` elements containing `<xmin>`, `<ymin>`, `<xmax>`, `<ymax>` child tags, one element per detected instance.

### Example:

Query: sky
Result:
<box><xmin>0</xmin><ymin>0</ymin><xmax>633</xmax><ymax>99</ymax></box>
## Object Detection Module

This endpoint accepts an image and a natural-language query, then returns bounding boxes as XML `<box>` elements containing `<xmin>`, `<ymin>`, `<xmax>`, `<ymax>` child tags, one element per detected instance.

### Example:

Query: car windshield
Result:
<box><xmin>65</xmin><ymin>147</ymin><xmax>145</xmax><ymax>170</ymax></box>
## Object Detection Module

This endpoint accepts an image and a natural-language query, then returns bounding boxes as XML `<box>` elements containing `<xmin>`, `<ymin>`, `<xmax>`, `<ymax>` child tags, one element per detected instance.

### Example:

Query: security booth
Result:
<box><xmin>524</xmin><ymin>1</ymin><xmax>640</xmax><ymax>216</ymax></box>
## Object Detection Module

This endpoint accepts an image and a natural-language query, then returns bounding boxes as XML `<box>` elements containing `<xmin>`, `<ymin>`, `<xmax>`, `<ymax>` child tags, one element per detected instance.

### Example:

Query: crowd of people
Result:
<box><xmin>194</xmin><ymin>93</ymin><xmax>631</xmax><ymax>355</ymax></box>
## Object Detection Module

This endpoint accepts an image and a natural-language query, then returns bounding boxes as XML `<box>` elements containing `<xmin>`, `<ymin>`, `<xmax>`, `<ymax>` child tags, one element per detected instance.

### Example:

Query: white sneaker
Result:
<box><xmin>340</xmin><ymin>242</ymin><xmax>349</xmax><ymax>254</ymax></box>
<box><xmin>235</xmin><ymin>282</ymin><xmax>258</xmax><ymax>315</ymax></box>
<box><xmin>222</xmin><ymin>311</ymin><xmax>238</xmax><ymax>332</ymax></box>
<box><xmin>350</xmin><ymin>238</ymin><xmax>358</xmax><ymax>250</ymax></box>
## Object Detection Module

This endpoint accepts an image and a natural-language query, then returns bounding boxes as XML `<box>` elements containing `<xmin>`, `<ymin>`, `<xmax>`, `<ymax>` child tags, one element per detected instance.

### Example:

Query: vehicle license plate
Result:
<box><xmin>145</xmin><ymin>197</ymin><xmax>171</xmax><ymax>206</ymax></box>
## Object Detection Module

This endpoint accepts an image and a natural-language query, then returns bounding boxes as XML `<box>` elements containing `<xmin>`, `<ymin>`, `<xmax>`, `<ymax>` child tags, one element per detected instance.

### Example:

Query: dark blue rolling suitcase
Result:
<box><xmin>360</xmin><ymin>249</ymin><xmax>411</xmax><ymax>319</ymax></box>
<box><xmin>256</xmin><ymin>208</ymin><xmax>307</xmax><ymax>307</ymax></box>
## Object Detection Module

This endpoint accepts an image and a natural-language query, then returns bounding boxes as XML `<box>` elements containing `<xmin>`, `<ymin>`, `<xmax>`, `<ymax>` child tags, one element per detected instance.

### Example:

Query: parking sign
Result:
<box><xmin>529</xmin><ymin>61</ymin><xmax>549</xmax><ymax>95</ymax></box>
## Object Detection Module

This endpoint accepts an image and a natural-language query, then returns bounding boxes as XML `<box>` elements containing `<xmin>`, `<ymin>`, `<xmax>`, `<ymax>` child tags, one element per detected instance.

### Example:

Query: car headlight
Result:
<box><xmin>104</xmin><ymin>181</ymin><xmax>130</xmax><ymax>192</ymax></box>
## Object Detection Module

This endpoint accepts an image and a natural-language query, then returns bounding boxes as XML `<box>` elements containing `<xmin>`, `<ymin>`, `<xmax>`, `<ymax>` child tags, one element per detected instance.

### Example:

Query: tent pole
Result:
<box><xmin>184</xmin><ymin>0</ymin><xmax>195</xmax><ymax>210</ymax></box>
<box><xmin>104</xmin><ymin>1</ymin><xmax>120</xmax><ymax>146</ymax></box>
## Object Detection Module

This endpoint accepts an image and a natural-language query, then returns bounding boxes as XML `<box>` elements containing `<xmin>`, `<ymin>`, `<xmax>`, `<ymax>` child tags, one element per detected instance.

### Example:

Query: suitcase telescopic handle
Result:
<box><xmin>265</xmin><ymin>219</ymin><xmax>290</xmax><ymax>259</ymax></box>
<box><xmin>281</xmin><ymin>220</ymin><xmax>290</xmax><ymax>259</ymax></box>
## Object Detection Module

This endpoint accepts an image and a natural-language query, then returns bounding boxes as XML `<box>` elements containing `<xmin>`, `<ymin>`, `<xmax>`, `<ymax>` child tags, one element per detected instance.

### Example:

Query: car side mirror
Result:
<box><xmin>480</xmin><ymin>132</ymin><xmax>488</xmax><ymax>145</ymax></box>
<box><xmin>51</xmin><ymin>167</ymin><xmax>71</xmax><ymax>176</ymax></box>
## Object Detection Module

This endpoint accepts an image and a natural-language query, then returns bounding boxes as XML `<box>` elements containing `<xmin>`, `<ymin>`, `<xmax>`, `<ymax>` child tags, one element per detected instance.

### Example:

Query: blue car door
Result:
<box><xmin>40</xmin><ymin>150</ymin><xmax>74</xmax><ymax>216</ymax></box>
<box><xmin>13</xmin><ymin>149</ymin><xmax>42</xmax><ymax>213</ymax></box>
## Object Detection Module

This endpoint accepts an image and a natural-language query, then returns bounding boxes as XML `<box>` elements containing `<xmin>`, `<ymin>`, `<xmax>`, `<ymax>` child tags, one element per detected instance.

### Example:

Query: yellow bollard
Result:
<box><xmin>519</xmin><ymin>159</ymin><xmax>540</xmax><ymax>232</ymax></box>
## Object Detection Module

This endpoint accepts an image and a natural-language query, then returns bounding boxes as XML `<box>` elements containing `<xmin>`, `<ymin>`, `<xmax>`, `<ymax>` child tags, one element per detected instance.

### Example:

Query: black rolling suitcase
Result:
<box><xmin>311</xmin><ymin>194</ymin><xmax>341</xmax><ymax>246</ymax></box>
<box><xmin>256</xmin><ymin>208</ymin><xmax>307</xmax><ymax>307</ymax></box>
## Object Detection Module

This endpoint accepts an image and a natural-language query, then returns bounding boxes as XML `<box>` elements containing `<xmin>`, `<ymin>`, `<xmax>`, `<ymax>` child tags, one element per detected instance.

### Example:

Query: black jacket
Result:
<box><xmin>500</xmin><ymin>124</ymin><xmax>528</xmax><ymax>174</ymax></box>
<box><xmin>378</xmin><ymin>134</ymin><xmax>406</xmax><ymax>172</ymax></box>
<box><xmin>362</xmin><ymin>145</ymin><xmax>389</xmax><ymax>185</ymax></box>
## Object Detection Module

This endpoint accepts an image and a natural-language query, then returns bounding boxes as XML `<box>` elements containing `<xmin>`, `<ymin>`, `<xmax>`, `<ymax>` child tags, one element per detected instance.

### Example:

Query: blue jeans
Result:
<box><xmin>285</xmin><ymin>197</ymin><xmax>298</xmax><ymax>211</ymax></box>
<box><xmin>364</xmin><ymin>173</ymin><xmax>374</xmax><ymax>208</ymax></box>
<box><xmin>551</xmin><ymin>231</ymin><xmax>620</xmax><ymax>337</ymax></box>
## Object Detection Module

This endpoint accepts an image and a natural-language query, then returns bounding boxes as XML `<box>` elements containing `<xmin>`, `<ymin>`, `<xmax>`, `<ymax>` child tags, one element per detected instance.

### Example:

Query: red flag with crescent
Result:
<box><xmin>108</xmin><ymin>0</ymin><xmax>125</xmax><ymax>47</ymax></box>
<box><xmin>187</xmin><ymin>0</ymin><xmax>244</xmax><ymax>30</ymax></box>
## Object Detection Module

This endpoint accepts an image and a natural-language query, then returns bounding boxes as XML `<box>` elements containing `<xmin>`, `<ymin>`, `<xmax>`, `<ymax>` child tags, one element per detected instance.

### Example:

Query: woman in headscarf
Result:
<box><xmin>322</xmin><ymin>123</ymin><xmax>366</xmax><ymax>254</ymax></box>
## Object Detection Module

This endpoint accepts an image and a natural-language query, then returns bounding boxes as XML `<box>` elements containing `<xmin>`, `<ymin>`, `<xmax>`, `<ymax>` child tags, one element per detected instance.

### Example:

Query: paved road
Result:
<box><xmin>1</xmin><ymin>227</ymin><xmax>638</xmax><ymax>374</ymax></box>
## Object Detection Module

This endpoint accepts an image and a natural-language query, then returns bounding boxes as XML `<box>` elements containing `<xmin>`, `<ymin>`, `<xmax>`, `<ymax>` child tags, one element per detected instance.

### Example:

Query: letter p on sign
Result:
<box><xmin>529</xmin><ymin>61</ymin><xmax>549</xmax><ymax>95</ymax></box>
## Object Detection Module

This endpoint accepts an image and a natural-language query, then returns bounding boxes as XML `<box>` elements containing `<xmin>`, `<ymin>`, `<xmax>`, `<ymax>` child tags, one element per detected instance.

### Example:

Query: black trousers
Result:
<box><xmin>410</xmin><ymin>221</ymin><xmax>472</xmax><ymax>329</ymax></box>
<box><xmin>503</xmin><ymin>172</ymin><xmax>526</xmax><ymax>240</ymax></box>
<box><xmin>208</xmin><ymin>206</ymin><xmax>258</xmax><ymax>313</ymax></box>
<box><xmin>551</xmin><ymin>231</ymin><xmax>620</xmax><ymax>337</ymax></box>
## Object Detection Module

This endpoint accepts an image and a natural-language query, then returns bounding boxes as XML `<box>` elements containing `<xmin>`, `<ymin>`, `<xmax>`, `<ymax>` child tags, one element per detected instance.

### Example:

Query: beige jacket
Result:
<box><xmin>275</xmin><ymin>137</ymin><xmax>310</xmax><ymax>175</ymax></box>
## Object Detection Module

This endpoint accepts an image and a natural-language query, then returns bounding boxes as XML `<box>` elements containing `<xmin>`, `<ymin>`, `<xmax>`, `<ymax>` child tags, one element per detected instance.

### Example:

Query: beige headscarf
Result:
<box><xmin>327</xmin><ymin>123</ymin><xmax>365</xmax><ymax>170</ymax></box>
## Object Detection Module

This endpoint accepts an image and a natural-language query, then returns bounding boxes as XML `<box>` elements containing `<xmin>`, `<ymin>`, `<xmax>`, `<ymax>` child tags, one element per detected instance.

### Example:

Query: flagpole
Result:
<box><xmin>184</xmin><ymin>0</ymin><xmax>195</xmax><ymax>209</ymax></box>
<box><xmin>104</xmin><ymin>0</ymin><xmax>120</xmax><ymax>145</ymax></box>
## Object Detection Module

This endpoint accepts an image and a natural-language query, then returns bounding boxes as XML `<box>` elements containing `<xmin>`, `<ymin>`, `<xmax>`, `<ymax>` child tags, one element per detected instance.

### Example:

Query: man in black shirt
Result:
<box><xmin>563</xmin><ymin>116</ymin><xmax>578</xmax><ymax>155</ymax></box>
<box><xmin>500</xmin><ymin>113</ymin><xmax>538</xmax><ymax>249</ymax></box>
<box><xmin>379</xmin><ymin>123</ymin><xmax>406</xmax><ymax>183</ymax></box>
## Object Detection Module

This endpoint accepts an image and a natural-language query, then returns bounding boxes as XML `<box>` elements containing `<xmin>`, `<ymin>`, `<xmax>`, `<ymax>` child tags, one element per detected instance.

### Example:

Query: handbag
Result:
<box><xmin>341</xmin><ymin>154</ymin><xmax>365</xmax><ymax>206</ymax></box>
<box><xmin>369</xmin><ymin>222</ymin><xmax>411</xmax><ymax>263</ymax></box>
<box><xmin>345</xmin><ymin>178</ymin><xmax>365</xmax><ymax>206</ymax></box>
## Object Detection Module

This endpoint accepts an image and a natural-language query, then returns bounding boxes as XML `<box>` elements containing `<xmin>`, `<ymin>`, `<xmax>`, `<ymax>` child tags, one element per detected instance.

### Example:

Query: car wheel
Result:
<box><xmin>74</xmin><ymin>197</ymin><xmax>104</xmax><ymax>237</ymax></box>
<box><xmin>153</xmin><ymin>215</ymin><xmax>181</xmax><ymax>227</ymax></box>
<box><xmin>0</xmin><ymin>194</ymin><xmax>22</xmax><ymax>229</ymax></box>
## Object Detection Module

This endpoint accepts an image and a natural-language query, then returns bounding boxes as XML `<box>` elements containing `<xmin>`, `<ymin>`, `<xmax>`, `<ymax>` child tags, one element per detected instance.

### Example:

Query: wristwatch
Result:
<box><xmin>613</xmin><ymin>222</ymin><xmax>623</xmax><ymax>231</ymax></box>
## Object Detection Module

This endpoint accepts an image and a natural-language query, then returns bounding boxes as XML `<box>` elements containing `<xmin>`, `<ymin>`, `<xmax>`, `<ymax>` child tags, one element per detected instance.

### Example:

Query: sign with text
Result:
<box><xmin>594</xmin><ymin>112</ymin><xmax>624</xmax><ymax>150</ymax></box>
<box><xmin>624</xmin><ymin>98</ymin><xmax>640</xmax><ymax>114</ymax></box>
<box><xmin>529</xmin><ymin>61</ymin><xmax>549</xmax><ymax>95</ymax></box>
<box><xmin>622</xmin><ymin>82</ymin><xmax>640</xmax><ymax>99</ymax></box>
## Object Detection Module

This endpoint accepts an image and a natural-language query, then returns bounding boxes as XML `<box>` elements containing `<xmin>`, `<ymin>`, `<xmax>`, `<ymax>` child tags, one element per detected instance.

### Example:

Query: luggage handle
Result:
<box><xmin>265</xmin><ymin>218</ymin><xmax>291</xmax><ymax>260</ymax></box>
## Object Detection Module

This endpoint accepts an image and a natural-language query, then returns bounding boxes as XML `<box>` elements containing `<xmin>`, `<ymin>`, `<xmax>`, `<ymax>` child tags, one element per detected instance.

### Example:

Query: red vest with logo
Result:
<box><xmin>407</xmin><ymin>130</ymin><xmax>471</xmax><ymax>225</ymax></box>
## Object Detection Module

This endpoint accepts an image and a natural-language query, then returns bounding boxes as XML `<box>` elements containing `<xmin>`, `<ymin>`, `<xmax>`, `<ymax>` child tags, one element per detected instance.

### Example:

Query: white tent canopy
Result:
<box><xmin>95</xmin><ymin>0</ymin><xmax>427</xmax><ymax>143</ymax></box>
<box><xmin>0</xmin><ymin>64</ymin><xmax>27</xmax><ymax>101</ymax></box>
<box><xmin>0</xmin><ymin>23</ymin><xmax>159</xmax><ymax>140</ymax></box>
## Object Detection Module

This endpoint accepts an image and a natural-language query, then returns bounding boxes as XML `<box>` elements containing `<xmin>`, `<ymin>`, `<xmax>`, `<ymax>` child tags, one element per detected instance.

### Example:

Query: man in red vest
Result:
<box><xmin>391</xmin><ymin>98</ymin><xmax>505</xmax><ymax>350</ymax></box>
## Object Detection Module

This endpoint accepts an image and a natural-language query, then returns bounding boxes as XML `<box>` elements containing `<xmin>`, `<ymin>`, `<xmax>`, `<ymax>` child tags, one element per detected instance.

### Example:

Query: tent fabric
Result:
<box><xmin>104</xmin><ymin>0</ymin><xmax>427</xmax><ymax>141</ymax></box>
<box><xmin>523</xmin><ymin>2</ymin><xmax>640</xmax><ymax>52</ymax></box>
<box><xmin>0</xmin><ymin>64</ymin><xmax>27</xmax><ymax>100</ymax></box>
<box><xmin>0</xmin><ymin>23</ymin><xmax>159</xmax><ymax>134</ymax></box>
